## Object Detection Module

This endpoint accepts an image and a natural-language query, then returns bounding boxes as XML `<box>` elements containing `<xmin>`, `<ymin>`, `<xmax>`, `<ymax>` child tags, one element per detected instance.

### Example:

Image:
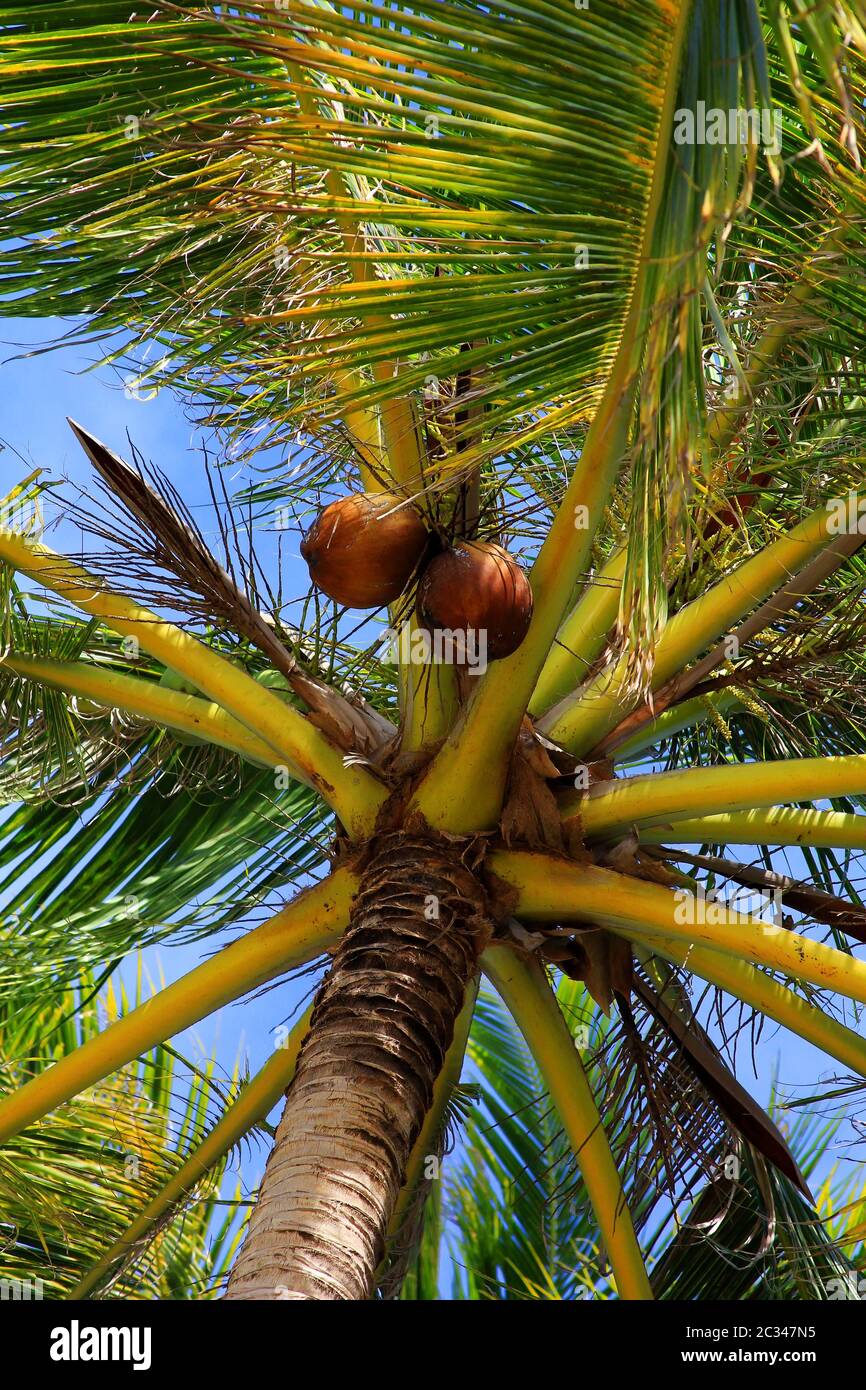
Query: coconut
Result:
<box><xmin>254</xmin><ymin>667</ymin><xmax>303</xmax><ymax>708</ymax></box>
<box><xmin>300</xmin><ymin>491</ymin><xmax>429</xmax><ymax>608</ymax></box>
<box><xmin>417</xmin><ymin>540</ymin><xmax>533</xmax><ymax>661</ymax></box>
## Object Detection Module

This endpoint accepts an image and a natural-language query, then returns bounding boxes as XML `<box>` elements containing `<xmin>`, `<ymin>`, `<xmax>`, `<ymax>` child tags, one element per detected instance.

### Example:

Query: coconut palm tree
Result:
<box><xmin>4</xmin><ymin>0</ymin><xmax>866</xmax><ymax>1301</ymax></box>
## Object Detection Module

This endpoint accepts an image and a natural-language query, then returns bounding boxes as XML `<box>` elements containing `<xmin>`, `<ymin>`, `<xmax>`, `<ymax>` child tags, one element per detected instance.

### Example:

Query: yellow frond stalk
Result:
<box><xmin>2</xmin><ymin>654</ymin><xmax>278</xmax><ymax>769</ymax></box>
<box><xmin>482</xmin><ymin>944</ymin><xmax>652</xmax><ymax>1301</ymax></box>
<box><xmin>565</xmin><ymin>751</ymin><xmax>866</xmax><ymax>842</ymax></box>
<box><xmin>614</xmin><ymin>691</ymin><xmax>742</xmax><ymax>760</ymax></box>
<box><xmin>638</xmin><ymin>807</ymin><xmax>866</xmax><ymax>851</ymax></box>
<box><xmin>0</xmin><ymin>869</ymin><xmax>356</xmax><ymax>1146</ymax></box>
<box><xmin>70</xmin><ymin>1005</ymin><xmax>314</xmax><ymax>1300</ymax></box>
<box><xmin>0</xmin><ymin>529</ymin><xmax>387</xmax><ymax>836</ymax></box>
<box><xmin>491</xmin><ymin>850</ymin><xmax>866</xmax><ymax>1009</ymax></box>
<box><xmin>529</xmin><ymin>546</ymin><xmax>627</xmax><ymax>718</ymax></box>
<box><xmin>542</xmin><ymin>493</ymin><xmax>859</xmax><ymax>756</ymax></box>
<box><xmin>398</xmin><ymin>619</ymin><xmax>460</xmax><ymax>753</ymax></box>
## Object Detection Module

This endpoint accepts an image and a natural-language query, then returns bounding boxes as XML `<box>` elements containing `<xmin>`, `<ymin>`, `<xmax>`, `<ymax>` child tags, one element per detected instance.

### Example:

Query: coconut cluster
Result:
<box><xmin>300</xmin><ymin>491</ymin><xmax>533</xmax><ymax>661</ymax></box>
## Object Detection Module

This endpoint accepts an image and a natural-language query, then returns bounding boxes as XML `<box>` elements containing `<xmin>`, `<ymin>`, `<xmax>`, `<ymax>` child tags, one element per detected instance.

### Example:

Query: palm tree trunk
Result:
<box><xmin>224</xmin><ymin>832</ymin><xmax>491</xmax><ymax>1300</ymax></box>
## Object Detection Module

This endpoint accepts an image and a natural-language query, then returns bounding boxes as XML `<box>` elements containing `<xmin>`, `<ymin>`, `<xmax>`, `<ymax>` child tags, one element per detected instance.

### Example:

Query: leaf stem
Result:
<box><xmin>482</xmin><ymin>943</ymin><xmax>653</xmax><ymax>1301</ymax></box>
<box><xmin>0</xmin><ymin>870</ymin><xmax>355</xmax><ymax>1147</ymax></box>
<box><xmin>70</xmin><ymin>1005</ymin><xmax>314</xmax><ymax>1300</ymax></box>
<box><xmin>0</xmin><ymin>529</ymin><xmax>387</xmax><ymax>836</ymax></box>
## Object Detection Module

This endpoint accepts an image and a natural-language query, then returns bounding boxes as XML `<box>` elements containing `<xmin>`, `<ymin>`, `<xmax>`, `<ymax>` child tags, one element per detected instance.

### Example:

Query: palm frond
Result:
<box><xmin>0</xmin><ymin>969</ymin><xmax>251</xmax><ymax>1298</ymax></box>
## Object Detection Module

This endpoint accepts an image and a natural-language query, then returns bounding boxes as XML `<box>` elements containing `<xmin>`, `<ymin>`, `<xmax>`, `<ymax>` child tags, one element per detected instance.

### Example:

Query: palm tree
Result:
<box><xmin>3</xmin><ymin>0</ymin><xmax>866</xmax><ymax>1301</ymax></box>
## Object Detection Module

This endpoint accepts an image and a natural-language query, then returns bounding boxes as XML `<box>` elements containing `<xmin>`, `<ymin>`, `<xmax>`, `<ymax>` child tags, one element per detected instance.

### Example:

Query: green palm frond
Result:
<box><xmin>650</xmin><ymin>1105</ymin><xmax>862</xmax><ymax>1300</ymax></box>
<box><xmin>0</xmin><ymin>760</ymin><xmax>329</xmax><ymax>1010</ymax></box>
<box><xmin>446</xmin><ymin>983</ymin><xmax>625</xmax><ymax>1300</ymax></box>
<box><xmin>0</xmin><ymin>968</ymin><xmax>251</xmax><ymax>1298</ymax></box>
<box><xmin>442</xmin><ymin>984</ymin><xmax>864</xmax><ymax>1300</ymax></box>
<box><xmin>2</xmin><ymin>2</ymin><xmax>671</xmax><ymax>440</ymax></box>
<box><xmin>6</xmin><ymin>1</ymin><xmax>866</xmax><ymax>659</ymax></box>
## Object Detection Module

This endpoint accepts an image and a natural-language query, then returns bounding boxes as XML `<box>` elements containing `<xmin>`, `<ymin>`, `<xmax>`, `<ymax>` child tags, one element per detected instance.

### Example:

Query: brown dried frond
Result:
<box><xmin>64</xmin><ymin>423</ymin><xmax>391</xmax><ymax>756</ymax></box>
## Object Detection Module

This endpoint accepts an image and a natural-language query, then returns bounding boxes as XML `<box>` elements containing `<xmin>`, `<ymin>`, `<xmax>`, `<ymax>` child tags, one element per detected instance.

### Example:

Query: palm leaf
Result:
<box><xmin>0</xmin><ymin>968</ymin><xmax>250</xmax><ymax>1298</ymax></box>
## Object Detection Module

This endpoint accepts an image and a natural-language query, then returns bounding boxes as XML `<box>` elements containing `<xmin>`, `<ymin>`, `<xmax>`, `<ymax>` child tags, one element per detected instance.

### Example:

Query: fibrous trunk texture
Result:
<box><xmin>225</xmin><ymin>833</ymin><xmax>491</xmax><ymax>1300</ymax></box>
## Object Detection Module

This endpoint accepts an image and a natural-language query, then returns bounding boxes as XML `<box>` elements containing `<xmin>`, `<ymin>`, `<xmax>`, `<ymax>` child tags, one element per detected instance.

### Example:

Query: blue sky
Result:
<box><xmin>3</xmin><ymin>311</ymin><xmax>864</xmax><ymax>1284</ymax></box>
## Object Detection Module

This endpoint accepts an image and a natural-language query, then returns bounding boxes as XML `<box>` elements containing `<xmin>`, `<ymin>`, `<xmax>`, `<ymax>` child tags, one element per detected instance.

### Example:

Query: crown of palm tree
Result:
<box><xmin>3</xmin><ymin>0</ymin><xmax>866</xmax><ymax>1300</ymax></box>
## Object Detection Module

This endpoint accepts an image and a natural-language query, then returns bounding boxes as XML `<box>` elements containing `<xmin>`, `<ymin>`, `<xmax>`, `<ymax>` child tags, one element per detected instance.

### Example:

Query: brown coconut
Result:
<box><xmin>417</xmin><ymin>540</ymin><xmax>533</xmax><ymax>661</ymax></box>
<box><xmin>301</xmin><ymin>491</ymin><xmax>429</xmax><ymax>608</ymax></box>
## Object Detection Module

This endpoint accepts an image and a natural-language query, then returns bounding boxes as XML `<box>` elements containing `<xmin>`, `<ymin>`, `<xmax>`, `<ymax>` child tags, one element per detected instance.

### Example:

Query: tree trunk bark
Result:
<box><xmin>224</xmin><ymin>832</ymin><xmax>491</xmax><ymax>1300</ymax></box>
